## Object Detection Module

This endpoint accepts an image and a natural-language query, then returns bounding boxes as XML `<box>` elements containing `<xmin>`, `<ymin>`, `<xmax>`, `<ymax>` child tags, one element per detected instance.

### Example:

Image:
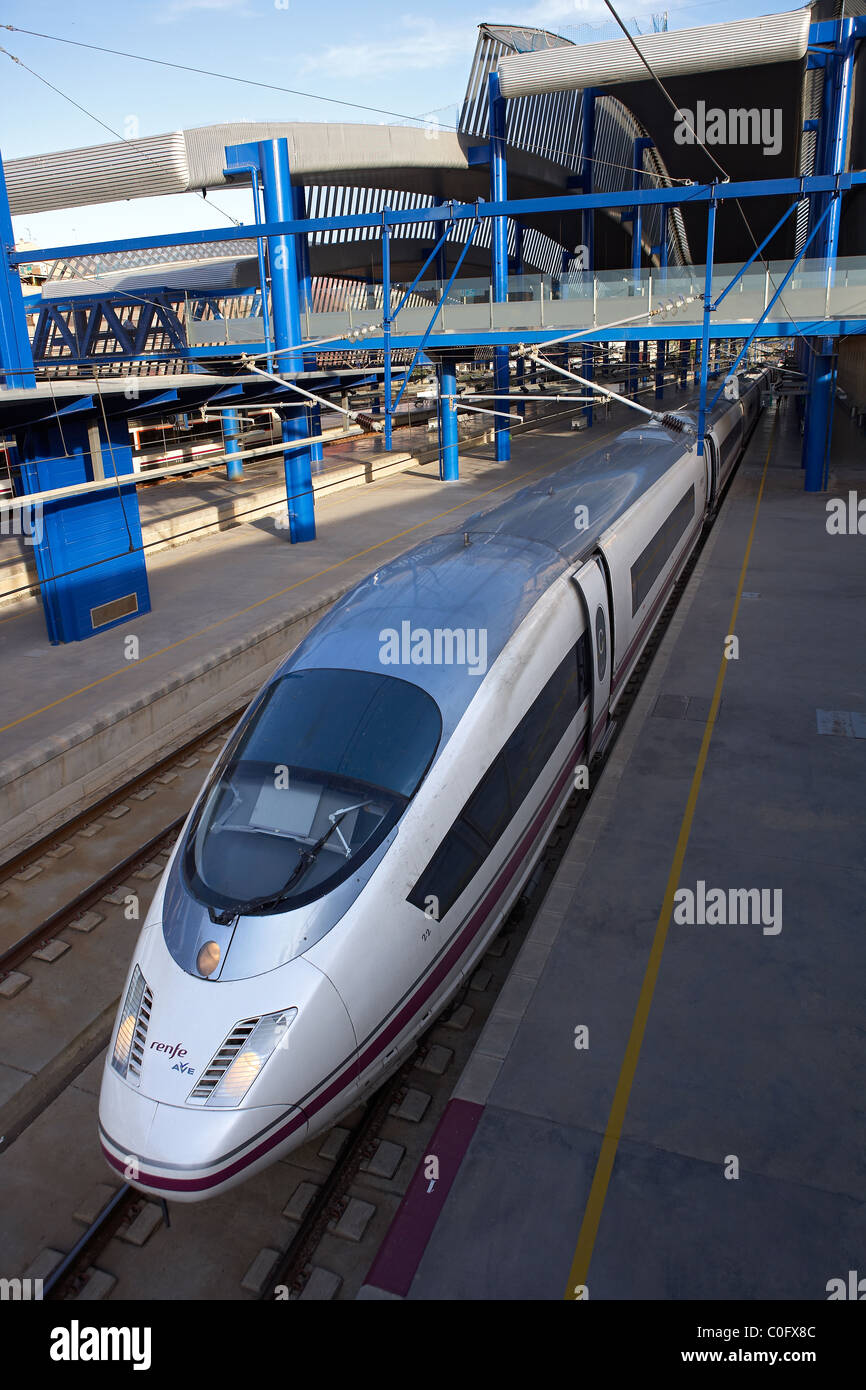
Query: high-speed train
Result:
<box><xmin>99</xmin><ymin>369</ymin><xmax>770</xmax><ymax>1200</ymax></box>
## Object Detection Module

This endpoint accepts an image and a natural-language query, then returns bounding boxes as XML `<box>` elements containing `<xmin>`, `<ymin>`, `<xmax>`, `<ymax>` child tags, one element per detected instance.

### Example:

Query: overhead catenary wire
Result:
<box><xmin>529</xmin><ymin>351</ymin><xmax>697</xmax><ymax>434</ymax></box>
<box><xmin>239</xmin><ymin>356</ymin><xmax>382</xmax><ymax>425</ymax></box>
<box><xmin>0</xmin><ymin>43</ymin><xmax>242</xmax><ymax>229</ymax></box>
<box><xmin>0</xmin><ymin>364</ymin><xmax>730</xmax><ymax>612</ymax></box>
<box><xmin>0</xmin><ymin>24</ymin><xmax>461</xmax><ymax>130</ymax></box>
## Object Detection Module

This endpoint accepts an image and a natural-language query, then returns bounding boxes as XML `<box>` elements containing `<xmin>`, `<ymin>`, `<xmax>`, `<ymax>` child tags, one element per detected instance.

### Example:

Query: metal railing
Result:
<box><xmin>182</xmin><ymin>258</ymin><xmax>866</xmax><ymax>348</ymax></box>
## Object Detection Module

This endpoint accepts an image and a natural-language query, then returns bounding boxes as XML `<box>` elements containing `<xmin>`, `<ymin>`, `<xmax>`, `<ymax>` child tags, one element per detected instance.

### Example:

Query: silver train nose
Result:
<box><xmin>99</xmin><ymin>1067</ymin><xmax>308</xmax><ymax>1201</ymax></box>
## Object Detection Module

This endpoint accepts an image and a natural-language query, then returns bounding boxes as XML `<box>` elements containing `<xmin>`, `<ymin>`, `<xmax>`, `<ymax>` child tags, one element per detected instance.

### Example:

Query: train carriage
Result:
<box><xmin>100</xmin><ymin>371</ymin><xmax>770</xmax><ymax>1199</ymax></box>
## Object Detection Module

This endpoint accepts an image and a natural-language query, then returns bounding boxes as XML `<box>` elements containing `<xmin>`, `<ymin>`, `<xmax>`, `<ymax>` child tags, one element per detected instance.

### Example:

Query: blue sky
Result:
<box><xmin>2</xmin><ymin>0</ymin><xmax>806</xmax><ymax>250</ymax></box>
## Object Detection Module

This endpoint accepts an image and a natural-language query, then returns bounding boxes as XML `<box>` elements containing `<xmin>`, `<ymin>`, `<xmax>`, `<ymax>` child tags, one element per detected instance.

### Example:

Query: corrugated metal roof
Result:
<box><xmin>497</xmin><ymin>10</ymin><xmax>811</xmax><ymax>97</ymax></box>
<box><xmin>6</xmin><ymin>132</ymin><xmax>188</xmax><ymax>216</ymax></box>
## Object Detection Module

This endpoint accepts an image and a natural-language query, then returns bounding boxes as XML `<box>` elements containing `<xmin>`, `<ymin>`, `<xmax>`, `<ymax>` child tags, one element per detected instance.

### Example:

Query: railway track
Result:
<box><xmin>0</xmin><ymin>709</ymin><xmax>249</xmax><ymax>990</ymax></box>
<box><xmin>0</xmin><ymin>705</ymin><xmax>245</xmax><ymax>887</ymax></box>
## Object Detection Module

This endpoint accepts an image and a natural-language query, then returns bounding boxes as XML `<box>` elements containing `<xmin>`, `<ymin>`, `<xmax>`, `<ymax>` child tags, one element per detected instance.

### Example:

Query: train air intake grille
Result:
<box><xmin>126</xmin><ymin>984</ymin><xmax>153</xmax><ymax>1083</ymax></box>
<box><xmin>187</xmin><ymin>1017</ymin><xmax>261</xmax><ymax>1104</ymax></box>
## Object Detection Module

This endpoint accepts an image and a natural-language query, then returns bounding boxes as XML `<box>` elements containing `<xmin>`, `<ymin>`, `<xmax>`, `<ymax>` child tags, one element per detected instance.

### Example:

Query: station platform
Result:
<box><xmin>360</xmin><ymin>402</ymin><xmax>866</xmax><ymax>1301</ymax></box>
<box><xmin>0</xmin><ymin>385</ymin><xmax>629</xmax><ymax>862</ymax></box>
<box><xmin>0</xmin><ymin>405</ymin><xmax>441</xmax><ymax>609</ymax></box>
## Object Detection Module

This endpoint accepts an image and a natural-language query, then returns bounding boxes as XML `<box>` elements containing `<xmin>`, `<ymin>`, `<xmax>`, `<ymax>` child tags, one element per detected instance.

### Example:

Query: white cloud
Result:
<box><xmin>300</xmin><ymin>15</ymin><xmax>474</xmax><ymax>80</ymax></box>
<box><xmin>158</xmin><ymin>0</ymin><xmax>254</xmax><ymax>21</ymax></box>
<box><xmin>298</xmin><ymin>3</ymin><xmax>700</xmax><ymax>89</ymax></box>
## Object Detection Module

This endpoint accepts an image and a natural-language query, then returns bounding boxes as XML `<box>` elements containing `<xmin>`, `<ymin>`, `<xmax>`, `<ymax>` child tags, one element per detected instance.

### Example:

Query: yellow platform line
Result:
<box><xmin>564</xmin><ymin>414</ymin><xmax>778</xmax><ymax>1299</ymax></box>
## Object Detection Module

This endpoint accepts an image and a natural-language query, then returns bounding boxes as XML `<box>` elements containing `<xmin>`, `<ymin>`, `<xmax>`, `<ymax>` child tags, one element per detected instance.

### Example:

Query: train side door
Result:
<box><xmin>705</xmin><ymin>435</ymin><xmax>719</xmax><ymax>510</ymax></box>
<box><xmin>572</xmin><ymin>557</ymin><xmax>612</xmax><ymax>760</ymax></box>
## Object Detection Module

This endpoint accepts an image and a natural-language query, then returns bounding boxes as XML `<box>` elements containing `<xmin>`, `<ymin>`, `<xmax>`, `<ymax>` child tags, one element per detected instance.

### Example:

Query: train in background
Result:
<box><xmin>99</xmin><ymin>367</ymin><xmax>772</xmax><ymax>1201</ymax></box>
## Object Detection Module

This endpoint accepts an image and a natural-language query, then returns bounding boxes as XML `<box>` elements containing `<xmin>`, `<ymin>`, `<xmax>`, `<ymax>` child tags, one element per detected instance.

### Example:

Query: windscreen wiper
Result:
<box><xmin>208</xmin><ymin>802</ymin><xmax>371</xmax><ymax>924</ymax></box>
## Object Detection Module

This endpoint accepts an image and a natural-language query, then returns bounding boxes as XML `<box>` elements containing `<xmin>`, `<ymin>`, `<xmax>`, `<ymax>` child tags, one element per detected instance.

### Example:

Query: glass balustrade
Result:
<box><xmin>182</xmin><ymin>256</ymin><xmax>866</xmax><ymax>346</ymax></box>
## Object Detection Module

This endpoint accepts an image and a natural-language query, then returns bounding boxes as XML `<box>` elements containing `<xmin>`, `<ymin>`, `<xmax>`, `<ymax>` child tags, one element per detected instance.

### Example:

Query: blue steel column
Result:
<box><xmin>696</xmin><ymin>200</ymin><xmax>718</xmax><ymax>458</ymax></box>
<box><xmin>580</xmin><ymin>88</ymin><xmax>597</xmax><ymax>272</ymax></box>
<box><xmin>804</xmin><ymin>338</ymin><xmax>838</xmax><ymax>492</ymax></box>
<box><xmin>515</xmin><ymin>354</ymin><xmax>525</xmax><ymax>418</ymax></box>
<box><xmin>489</xmin><ymin>71</ymin><xmax>510</xmax><ymax>464</ymax></box>
<box><xmin>224</xmin><ymin>407</ymin><xmax>243</xmax><ymax>480</ymax></box>
<box><xmin>0</xmin><ymin>150</ymin><xmax>35</xmax><ymax>390</ymax></box>
<box><xmin>382</xmin><ymin>219</ymin><xmax>393</xmax><ymax>451</ymax></box>
<box><xmin>293</xmin><ymin>183</ymin><xmax>323</xmax><ymax>473</ymax></box>
<box><xmin>582</xmin><ymin>344</ymin><xmax>594</xmax><ymax>426</ymax></box>
<box><xmin>626</xmin><ymin>341</ymin><xmax>639</xmax><ymax>400</ymax></box>
<box><xmin>439</xmin><ymin>354</ymin><xmax>459</xmax><ymax>480</ymax></box>
<box><xmin>512</xmin><ymin>221</ymin><xmax>524</xmax><ymax>277</ymax></box>
<box><xmin>803</xmin><ymin>18</ymin><xmax>854</xmax><ymax>491</ymax></box>
<box><xmin>258</xmin><ymin>138</ymin><xmax>315</xmax><ymax>542</ymax></box>
<box><xmin>655</xmin><ymin>340</ymin><xmax>665</xmax><ymax>401</ymax></box>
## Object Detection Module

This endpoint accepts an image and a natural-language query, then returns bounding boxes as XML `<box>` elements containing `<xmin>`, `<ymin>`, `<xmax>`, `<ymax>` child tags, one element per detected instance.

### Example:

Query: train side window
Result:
<box><xmin>407</xmin><ymin>820</ymin><xmax>487</xmax><ymax>919</ymax></box>
<box><xmin>505</xmin><ymin>650</ymin><xmax>579</xmax><ymax>806</ymax></box>
<box><xmin>464</xmin><ymin>754</ymin><xmax>512</xmax><ymax>845</ymax></box>
<box><xmin>630</xmin><ymin>484</ymin><xmax>695</xmax><ymax>617</ymax></box>
<box><xmin>407</xmin><ymin>644</ymin><xmax>585</xmax><ymax>919</ymax></box>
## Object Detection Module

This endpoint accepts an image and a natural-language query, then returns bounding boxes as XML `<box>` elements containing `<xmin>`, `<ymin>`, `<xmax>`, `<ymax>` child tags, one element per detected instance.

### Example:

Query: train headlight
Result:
<box><xmin>206</xmin><ymin>1009</ymin><xmax>298</xmax><ymax>1108</ymax></box>
<box><xmin>197</xmin><ymin>941</ymin><xmax>221</xmax><ymax>977</ymax></box>
<box><xmin>113</xmin><ymin>1014</ymin><xmax>136</xmax><ymax>1069</ymax></box>
<box><xmin>111</xmin><ymin>965</ymin><xmax>147</xmax><ymax>1079</ymax></box>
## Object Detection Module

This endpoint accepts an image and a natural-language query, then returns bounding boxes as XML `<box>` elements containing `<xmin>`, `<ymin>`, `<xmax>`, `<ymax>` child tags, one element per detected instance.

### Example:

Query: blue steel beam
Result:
<box><xmin>711</xmin><ymin>201</ymin><xmax>799</xmax><ymax>310</ymax></box>
<box><xmin>707</xmin><ymin>199</ymin><xmax>837</xmax><ymax>413</ymax></box>
<box><xmin>392</xmin><ymin>219</ymin><xmax>455</xmax><ymax>319</ymax></box>
<box><xmin>17</xmin><ymin>174</ymin><xmax>866</xmax><ymax>267</ymax></box>
<box><xmin>390</xmin><ymin>222</ymin><xmax>480</xmax><ymax>415</ymax></box>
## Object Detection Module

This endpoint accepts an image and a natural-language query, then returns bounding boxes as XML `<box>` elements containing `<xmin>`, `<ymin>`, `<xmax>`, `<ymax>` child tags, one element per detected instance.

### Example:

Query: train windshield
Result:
<box><xmin>183</xmin><ymin>668</ymin><xmax>442</xmax><ymax>916</ymax></box>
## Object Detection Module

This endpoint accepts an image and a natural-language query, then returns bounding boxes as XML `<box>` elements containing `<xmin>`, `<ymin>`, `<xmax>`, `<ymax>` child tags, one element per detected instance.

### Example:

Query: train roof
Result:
<box><xmin>279</xmin><ymin>417</ymin><xmax>691</xmax><ymax>739</ymax></box>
